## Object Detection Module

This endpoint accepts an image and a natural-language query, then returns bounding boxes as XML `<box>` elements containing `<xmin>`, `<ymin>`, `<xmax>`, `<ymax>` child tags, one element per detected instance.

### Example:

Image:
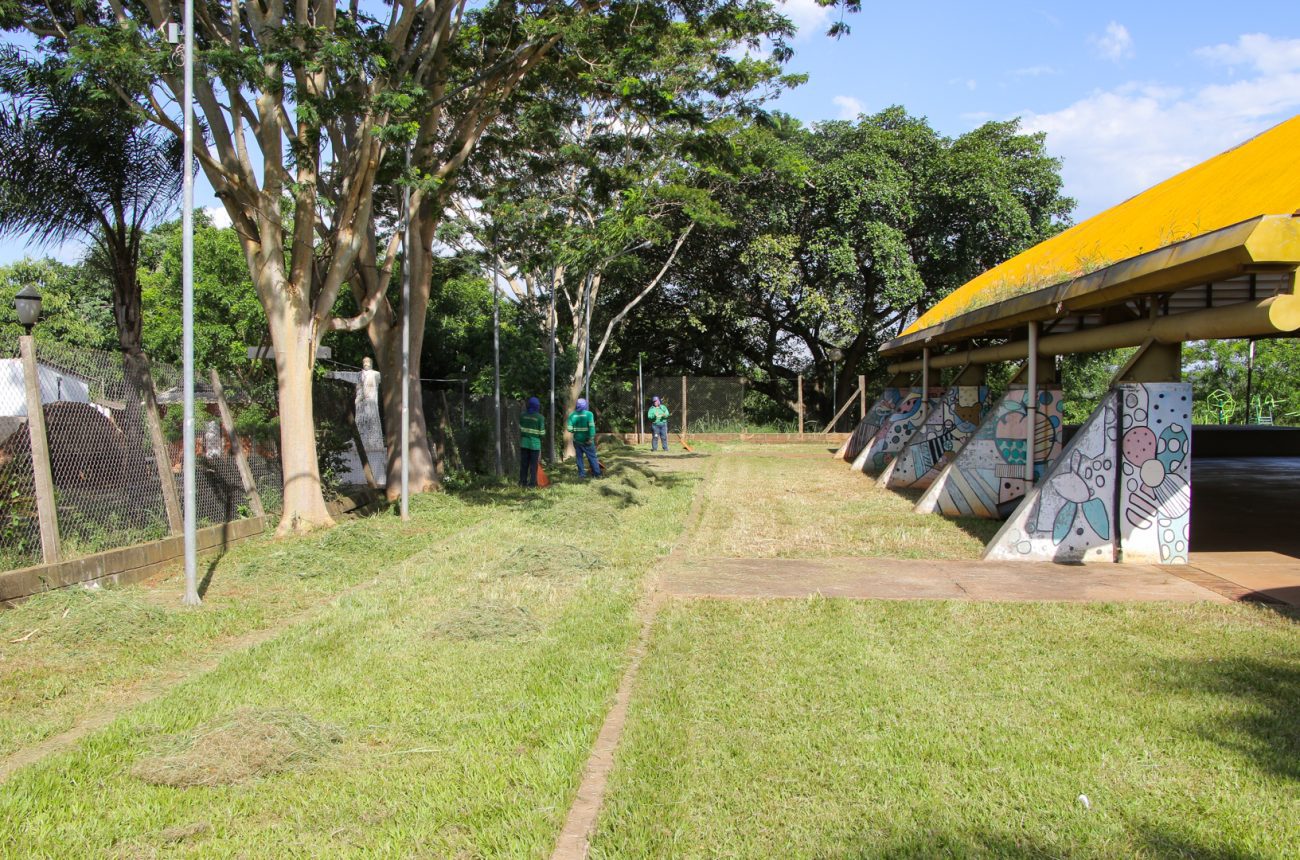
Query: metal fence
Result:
<box><xmin>0</xmin><ymin>338</ymin><xmax>281</xmax><ymax>572</ymax></box>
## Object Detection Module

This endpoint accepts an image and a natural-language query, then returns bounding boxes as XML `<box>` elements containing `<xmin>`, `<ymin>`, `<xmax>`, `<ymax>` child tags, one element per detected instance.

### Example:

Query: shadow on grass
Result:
<box><xmin>1156</xmin><ymin>653</ymin><xmax>1300</xmax><ymax>784</ymax></box>
<box><xmin>832</xmin><ymin>826</ymin><xmax>1271</xmax><ymax>859</ymax></box>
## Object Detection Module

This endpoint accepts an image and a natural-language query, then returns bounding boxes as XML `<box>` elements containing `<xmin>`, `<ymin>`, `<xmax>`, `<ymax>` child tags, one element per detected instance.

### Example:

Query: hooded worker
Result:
<box><xmin>566</xmin><ymin>397</ymin><xmax>602</xmax><ymax>478</ymax></box>
<box><xmin>647</xmin><ymin>395</ymin><xmax>670</xmax><ymax>452</ymax></box>
<box><xmin>519</xmin><ymin>396</ymin><xmax>544</xmax><ymax>488</ymax></box>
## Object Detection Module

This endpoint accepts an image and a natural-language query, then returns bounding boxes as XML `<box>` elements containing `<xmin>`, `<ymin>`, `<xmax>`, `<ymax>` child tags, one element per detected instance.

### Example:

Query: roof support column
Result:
<box><xmin>1025</xmin><ymin>322</ymin><xmax>1038</xmax><ymax>484</ymax></box>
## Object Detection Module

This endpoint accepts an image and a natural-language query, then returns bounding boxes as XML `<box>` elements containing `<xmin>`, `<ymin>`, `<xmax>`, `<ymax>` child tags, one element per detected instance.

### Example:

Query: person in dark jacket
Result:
<box><xmin>519</xmin><ymin>397</ymin><xmax>544</xmax><ymax>487</ymax></box>
<box><xmin>566</xmin><ymin>397</ymin><xmax>602</xmax><ymax>478</ymax></box>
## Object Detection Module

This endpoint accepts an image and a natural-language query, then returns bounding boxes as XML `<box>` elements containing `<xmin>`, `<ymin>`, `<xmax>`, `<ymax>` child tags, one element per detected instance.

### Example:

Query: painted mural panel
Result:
<box><xmin>981</xmin><ymin>383</ymin><xmax>1193</xmax><ymax>564</ymax></box>
<box><xmin>918</xmin><ymin>387</ymin><xmax>1065</xmax><ymax>519</ymax></box>
<box><xmin>1117</xmin><ymin>383</ymin><xmax>1192</xmax><ymax>564</ymax></box>
<box><xmin>887</xmin><ymin>385</ymin><xmax>991</xmax><ymax>490</ymax></box>
<box><xmin>838</xmin><ymin>387</ymin><xmax>903</xmax><ymax>461</ymax></box>
<box><xmin>984</xmin><ymin>391</ymin><xmax>1118</xmax><ymax>563</ymax></box>
<box><xmin>854</xmin><ymin>388</ymin><xmax>942</xmax><ymax>474</ymax></box>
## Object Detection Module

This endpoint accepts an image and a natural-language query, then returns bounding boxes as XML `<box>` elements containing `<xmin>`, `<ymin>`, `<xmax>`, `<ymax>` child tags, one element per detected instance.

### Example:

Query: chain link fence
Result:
<box><xmin>0</xmin><ymin>338</ymin><xmax>285</xmax><ymax>572</ymax></box>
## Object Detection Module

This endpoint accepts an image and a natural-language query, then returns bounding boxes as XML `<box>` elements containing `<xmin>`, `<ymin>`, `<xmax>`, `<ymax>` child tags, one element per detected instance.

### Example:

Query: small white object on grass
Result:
<box><xmin>1078</xmin><ymin>794</ymin><xmax>1091</xmax><ymax>810</ymax></box>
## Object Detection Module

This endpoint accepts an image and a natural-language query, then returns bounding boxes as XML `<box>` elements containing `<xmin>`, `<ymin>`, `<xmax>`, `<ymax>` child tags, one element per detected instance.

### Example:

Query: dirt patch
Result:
<box><xmin>131</xmin><ymin>709</ymin><xmax>341</xmax><ymax>787</ymax></box>
<box><xmin>431</xmin><ymin>600</ymin><xmax>540</xmax><ymax>641</ymax></box>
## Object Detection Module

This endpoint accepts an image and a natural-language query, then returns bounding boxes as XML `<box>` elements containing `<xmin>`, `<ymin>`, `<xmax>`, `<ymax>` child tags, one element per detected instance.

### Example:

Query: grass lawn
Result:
<box><xmin>684</xmin><ymin>444</ymin><xmax>998</xmax><ymax>559</ymax></box>
<box><xmin>0</xmin><ymin>490</ymin><xmax>499</xmax><ymax>761</ymax></box>
<box><xmin>590</xmin><ymin>599</ymin><xmax>1300</xmax><ymax>859</ymax></box>
<box><xmin>0</xmin><ymin>448</ymin><xmax>696</xmax><ymax>857</ymax></box>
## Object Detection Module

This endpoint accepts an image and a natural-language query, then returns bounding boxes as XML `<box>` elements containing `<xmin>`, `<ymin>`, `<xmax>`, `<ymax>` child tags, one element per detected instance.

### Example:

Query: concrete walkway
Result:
<box><xmin>660</xmin><ymin>556</ymin><xmax>1228</xmax><ymax>602</ymax></box>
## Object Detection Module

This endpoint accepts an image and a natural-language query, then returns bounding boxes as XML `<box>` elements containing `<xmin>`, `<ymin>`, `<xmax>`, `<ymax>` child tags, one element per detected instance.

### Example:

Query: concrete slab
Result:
<box><xmin>1185</xmin><ymin>552</ymin><xmax>1300</xmax><ymax>606</ymax></box>
<box><xmin>660</xmin><ymin>556</ymin><xmax>1226</xmax><ymax>603</ymax></box>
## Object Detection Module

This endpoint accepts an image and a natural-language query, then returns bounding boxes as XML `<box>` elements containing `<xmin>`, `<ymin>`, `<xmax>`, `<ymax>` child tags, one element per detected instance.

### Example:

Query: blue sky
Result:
<box><xmin>2</xmin><ymin>1</ymin><xmax>1299</xmax><ymax>264</ymax></box>
<box><xmin>771</xmin><ymin>1</ymin><xmax>1300</xmax><ymax>218</ymax></box>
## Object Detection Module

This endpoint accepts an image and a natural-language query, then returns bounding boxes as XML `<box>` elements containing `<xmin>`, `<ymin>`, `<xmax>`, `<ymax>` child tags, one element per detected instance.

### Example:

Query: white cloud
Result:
<box><xmin>833</xmin><ymin>95</ymin><xmax>864</xmax><ymax>120</ymax></box>
<box><xmin>1021</xmin><ymin>36</ymin><xmax>1300</xmax><ymax>218</ymax></box>
<box><xmin>204</xmin><ymin>205</ymin><xmax>232</xmax><ymax>229</ymax></box>
<box><xmin>948</xmin><ymin>77</ymin><xmax>978</xmax><ymax>91</ymax></box>
<box><xmin>778</xmin><ymin>0</ymin><xmax>830</xmax><ymax>40</ymax></box>
<box><xmin>1012</xmin><ymin>65</ymin><xmax>1060</xmax><ymax>78</ymax></box>
<box><xmin>1195</xmin><ymin>33</ymin><xmax>1300</xmax><ymax>75</ymax></box>
<box><xmin>1091</xmin><ymin>21</ymin><xmax>1134</xmax><ymax>62</ymax></box>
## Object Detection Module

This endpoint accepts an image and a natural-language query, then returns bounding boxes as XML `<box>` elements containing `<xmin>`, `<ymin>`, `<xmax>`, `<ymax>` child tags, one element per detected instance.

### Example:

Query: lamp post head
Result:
<box><xmin>14</xmin><ymin>284</ymin><xmax>42</xmax><ymax>334</ymax></box>
<box><xmin>826</xmin><ymin>347</ymin><xmax>844</xmax><ymax>364</ymax></box>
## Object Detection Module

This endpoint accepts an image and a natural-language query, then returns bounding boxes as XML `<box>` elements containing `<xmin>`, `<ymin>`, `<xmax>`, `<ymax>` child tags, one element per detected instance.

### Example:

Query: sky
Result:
<box><xmin>2</xmin><ymin>1</ymin><xmax>1299</xmax><ymax>265</ymax></box>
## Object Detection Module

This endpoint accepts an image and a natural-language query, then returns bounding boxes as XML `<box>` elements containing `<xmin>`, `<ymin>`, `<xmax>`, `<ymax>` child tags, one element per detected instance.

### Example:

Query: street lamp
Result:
<box><xmin>827</xmin><ymin>347</ymin><xmax>844</xmax><ymax>431</ymax></box>
<box><xmin>14</xmin><ymin>284</ymin><xmax>42</xmax><ymax>334</ymax></box>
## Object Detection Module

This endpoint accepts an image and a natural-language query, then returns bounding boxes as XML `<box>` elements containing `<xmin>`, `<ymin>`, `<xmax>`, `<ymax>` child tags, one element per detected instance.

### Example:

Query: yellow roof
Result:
<box><xmin>905</xmin><ymin>114</ymin><xmax>1300</xmax><ymax>335</ymax></box>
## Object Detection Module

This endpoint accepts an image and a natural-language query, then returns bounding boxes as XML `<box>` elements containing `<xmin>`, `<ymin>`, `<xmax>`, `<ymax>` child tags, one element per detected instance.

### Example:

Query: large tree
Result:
<box><xmin>647</xmin><ymin>109</ymin><xmax>1074</xmax><ymax>422</ymax></box>
<box><xmin>0</xmin><ymin>50</ymin><xmax>179</xmax><ymax>376</ymax></box>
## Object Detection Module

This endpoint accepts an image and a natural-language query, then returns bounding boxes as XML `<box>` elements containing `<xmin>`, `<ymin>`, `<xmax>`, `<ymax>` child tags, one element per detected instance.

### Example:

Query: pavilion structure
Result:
<box><xmin>838</xmin><ymin>115</ymin><xmax>1300</xmax><ymax>564</ymax></box>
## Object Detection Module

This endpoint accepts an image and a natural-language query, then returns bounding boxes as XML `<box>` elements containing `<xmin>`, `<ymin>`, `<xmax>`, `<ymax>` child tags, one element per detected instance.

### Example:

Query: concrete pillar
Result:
<box><xmin>851</xmin><ymin>383</ymin><xmax>943</xmax><ymax>476</ymax></box>
<box><xmin>885</xmin><ymin>367</ymin><xmax>991</xmax><ymax>490</ymax></box>
<box><xmin>914</xmin><ymin>382</ymin><xmax>1065</xmax><ymax>519</ymax></box>
<box><xmin>982</xmin><ymin>381</ymin><xmax>1192</xmax><ymax>563</ymax></box>
<box><xmin>834</xmin><ymin>376</ymin><xmax>906</xmax><ymax>461</ymax></box>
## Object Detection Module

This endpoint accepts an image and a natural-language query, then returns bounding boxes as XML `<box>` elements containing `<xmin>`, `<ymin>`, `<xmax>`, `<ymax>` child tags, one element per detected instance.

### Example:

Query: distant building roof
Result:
<box><xmin>901</xmin><ymin>114</ymin><xmax>1300</xmax><ymax>339</ymax></box>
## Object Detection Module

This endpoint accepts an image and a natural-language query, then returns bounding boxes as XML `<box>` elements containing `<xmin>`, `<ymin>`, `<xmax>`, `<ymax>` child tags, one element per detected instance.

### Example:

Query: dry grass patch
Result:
<box><xmin>430</xmin><ymin>599</ymin><xmax>541</xmax><ymax>641</ymax></box>
<box><xmin>131</xmin><ymin>708</ymin><xmax>341</xmax><ymax>787</ymax></box>
<box><xmin>686</xmin><ymin>445</ymin><xmax>996</xmax><ymax>559</ymax></box>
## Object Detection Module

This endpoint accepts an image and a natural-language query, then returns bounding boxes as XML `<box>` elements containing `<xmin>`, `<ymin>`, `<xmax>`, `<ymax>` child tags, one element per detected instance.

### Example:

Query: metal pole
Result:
<box><xmin>831</xmin><ymin>361</ymin><xmax>837</xmax><ymax>433</ymax></box>
<box><xmin>491</xmin><ymin>235</ymin><xmax>502</xmax><ymax>477</ymax></box>
<box><xmin>638</xmin><ymin>354</ymin><xmax>644</xmax><ymax>444</ymax></box>
<box><xmin>180</xmin><ymin>0</ymin><xmax>199</xmax><ymax>606</ymax></box>
<box><xmin>400</xmin><ymin>145</ymin><xmax>411</xmax><ymax>520</ymax></box>
<box><xmin>797</xmin><ymin>374</ymin><xmax>803</xmax><ymax>436</ymax></box>
<box><xmin>548</xmin><ymin>270</ymin><xmax>557</xmax><ymax>464</ymax></box>
<box><xmin>1245</xmin><ymin>338</ymin><xmax>1255</xmax><ymax>424</ymax></box>
<box><xmin>920</xmin><ymin>347</ymin><xmax>930</xmax><ymax>396</ymax></box>
<box><xmin>581</xmin><ymin>273</ymin><xmax>592</xmax><ymax>402</ymax></box>
<box><xmin>1025</xmin><ymin>322</ymin><xmax>1038</xmax><ymax>484</ymax></box>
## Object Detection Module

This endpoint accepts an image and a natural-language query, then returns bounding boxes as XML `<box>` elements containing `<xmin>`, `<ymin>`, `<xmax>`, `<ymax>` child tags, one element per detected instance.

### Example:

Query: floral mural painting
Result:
<box><xmin>853</xmin><ymin>388</ymin><xmax>942</xmax><ymax>474</ymax></box>
<box><xmin>915</xmin><ymin>387</ymin><xmax>1065</xmax><ymax>519</ymax></box>
<box><xmin>837</xmin><ymin>386</ymin><xmax>903</xmax><ymax>461</ymax></box>
<box><xmin>887</xmin><ymin>385</ymin><xmax>991</xmax><ymax>489</ymax></box>
<box><xmin>983</xmin><ymin>382</ymin><xmax>1192</xmax><ymax>564</ymax></box>
<box><xmin>985</xmin><ymin>392</ymin><xmax>1118</xmax><ymax>563</ymax></box>
<box><xmin>1117</xmin><ymin>383</ymin><xmax>1192</xmax><ymax>563</ymax></box>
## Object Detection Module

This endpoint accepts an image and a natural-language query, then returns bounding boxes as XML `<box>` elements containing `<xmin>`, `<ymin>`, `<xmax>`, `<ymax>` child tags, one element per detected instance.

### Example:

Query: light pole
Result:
<box><xmin>14</xmin><ymin>286</ymin><xmax>61</xmax><ymax>564</ymax></box>
<box><xmin>827</xmin><ymin>347</ymin><xmax>844</xmax><ymax>432</ymax></box>
<box><xmin>180</xmin><ymin>0</ymin><xmax>200</xmax><ymax>606</ymax></box>
<box><xmin>548</xmin><ymin>270</ymin><xmax>557</xmax><ymax>464</ymax></box>
<box><xmin>490</xmin><ymin>231</ymin><xmax>502</xmax><ymax>478</ymax></box>
<box><xmin>400</xmin><ymin>144</ymin><xmax>411</xmax><ymax>520</ymax></box>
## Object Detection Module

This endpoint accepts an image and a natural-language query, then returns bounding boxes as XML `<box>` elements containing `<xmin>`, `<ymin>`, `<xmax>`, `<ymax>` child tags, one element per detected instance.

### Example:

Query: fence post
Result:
<box><xmin>859</xmin><ymin>374</ymin><xmax>866</xmax><ymax>420</ymax></box>
<box><xmin>209</xmin><ymin>369</ymin><xmax>265</xmax><ymax>519</ymax></box>
<box><xmin>681</xmin><ymin>375</ymin><xmax>688</xmax><ymax>444</ymax></box>
<box><xmin>797</xmin><ymin>374</ymin><xmax>804</xmax><ymax>437</ymax></box>
<box><xmin>135</xmin><ymin>354</ymin><xmax>183</xmax><ymax>534</ymax></box>
<box><xmin>19</xmin><ymin>335</ymin><xmax>60</xmax><ymax>563</ymax></box>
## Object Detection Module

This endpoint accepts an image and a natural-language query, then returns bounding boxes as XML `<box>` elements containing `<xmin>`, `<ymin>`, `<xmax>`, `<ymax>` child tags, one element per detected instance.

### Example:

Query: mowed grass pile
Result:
<box><xmin>1</xmin><ymin>448</ymin><xmax>695</xmax><ymax>856</ymax></box>
<box><xmin>591</xmin><ymin>599</ymin><xmax>1300</xmax><ymax>859</ymax></box>
<box><xmin>0</xmin><ymin>492</ymin><xmax>497</xmax><ymax>760</ymax></box>
<box><xmin>686</xmin><ymin>444</ymin><xmax>997</xmax><ymax>559</ymax></box>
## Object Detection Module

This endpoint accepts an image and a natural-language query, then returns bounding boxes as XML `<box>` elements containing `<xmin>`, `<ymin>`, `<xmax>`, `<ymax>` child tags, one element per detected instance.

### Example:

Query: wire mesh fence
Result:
<box><xmin>0</xmin><ymin>337</ymin><xmax>287</xmax><ymax>573</ymax></box>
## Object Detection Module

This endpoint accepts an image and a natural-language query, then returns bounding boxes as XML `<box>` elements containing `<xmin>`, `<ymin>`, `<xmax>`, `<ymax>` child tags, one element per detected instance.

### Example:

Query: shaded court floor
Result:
<box><xmin>1188</xmin><ymin>456</ymin><xmax>1300</xmax><ymax>605</ymax></box>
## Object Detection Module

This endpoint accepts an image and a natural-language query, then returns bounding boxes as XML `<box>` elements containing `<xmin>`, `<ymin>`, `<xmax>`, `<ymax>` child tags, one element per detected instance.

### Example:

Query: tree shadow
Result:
<box><xmin>1154</xmin><ymin>651</ymin><xmax>1300</xmax><ymax>783</ymax></box>
<box><xmin>830</xmin><ymin>823</ymin><xmax>1271</xmax><ymax>859</ymax></box>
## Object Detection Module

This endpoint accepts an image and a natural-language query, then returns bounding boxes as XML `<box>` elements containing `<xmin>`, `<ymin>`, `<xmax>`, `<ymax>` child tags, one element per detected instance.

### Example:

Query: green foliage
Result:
<box><xmin>619</xmin><ymin>109</ymin><xmax>1073</xmax><ymax>422</ymax></box>
<box><xmin>137</xmin><ymin>214</ymin><xmax>267</xmax><ymax>380</ymax></box>
<box><xmin>0</xmin><ymin>257</ymin><xmax>115</xmax><ymax>349</ymax></box>
<box><xmin>1185</xmin><ymin>338</ymin><xmax>1300</xmax><ymax>425</ymax></box>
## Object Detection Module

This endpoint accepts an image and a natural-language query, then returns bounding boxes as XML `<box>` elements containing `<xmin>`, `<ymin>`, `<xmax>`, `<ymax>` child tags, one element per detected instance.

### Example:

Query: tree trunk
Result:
<box><xmin>372</xmin><ymin>201</ymin><xmax>439</xmax><ymax>499</ymax></box>
<box><xmin>267</xmin><ymin>299</ymin><xmax>335</xmax><ymax>533</ymax></box>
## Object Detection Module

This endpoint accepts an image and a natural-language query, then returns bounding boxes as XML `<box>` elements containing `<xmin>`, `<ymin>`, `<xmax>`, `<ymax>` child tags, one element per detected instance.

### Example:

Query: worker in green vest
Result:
<box><xmin>519</xmin><ymin>397</ymin><xmax>544</xmax><ymax>487</ymax></box>
<box><xmin>647</xmin><ymin>395</ymin><xmax>670</xmax><ymax>452</ymax></box>
<box><xmin>566</xmin><ymin>397</ymin><xmax>602</xmax><ymax>478</ymax></box>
